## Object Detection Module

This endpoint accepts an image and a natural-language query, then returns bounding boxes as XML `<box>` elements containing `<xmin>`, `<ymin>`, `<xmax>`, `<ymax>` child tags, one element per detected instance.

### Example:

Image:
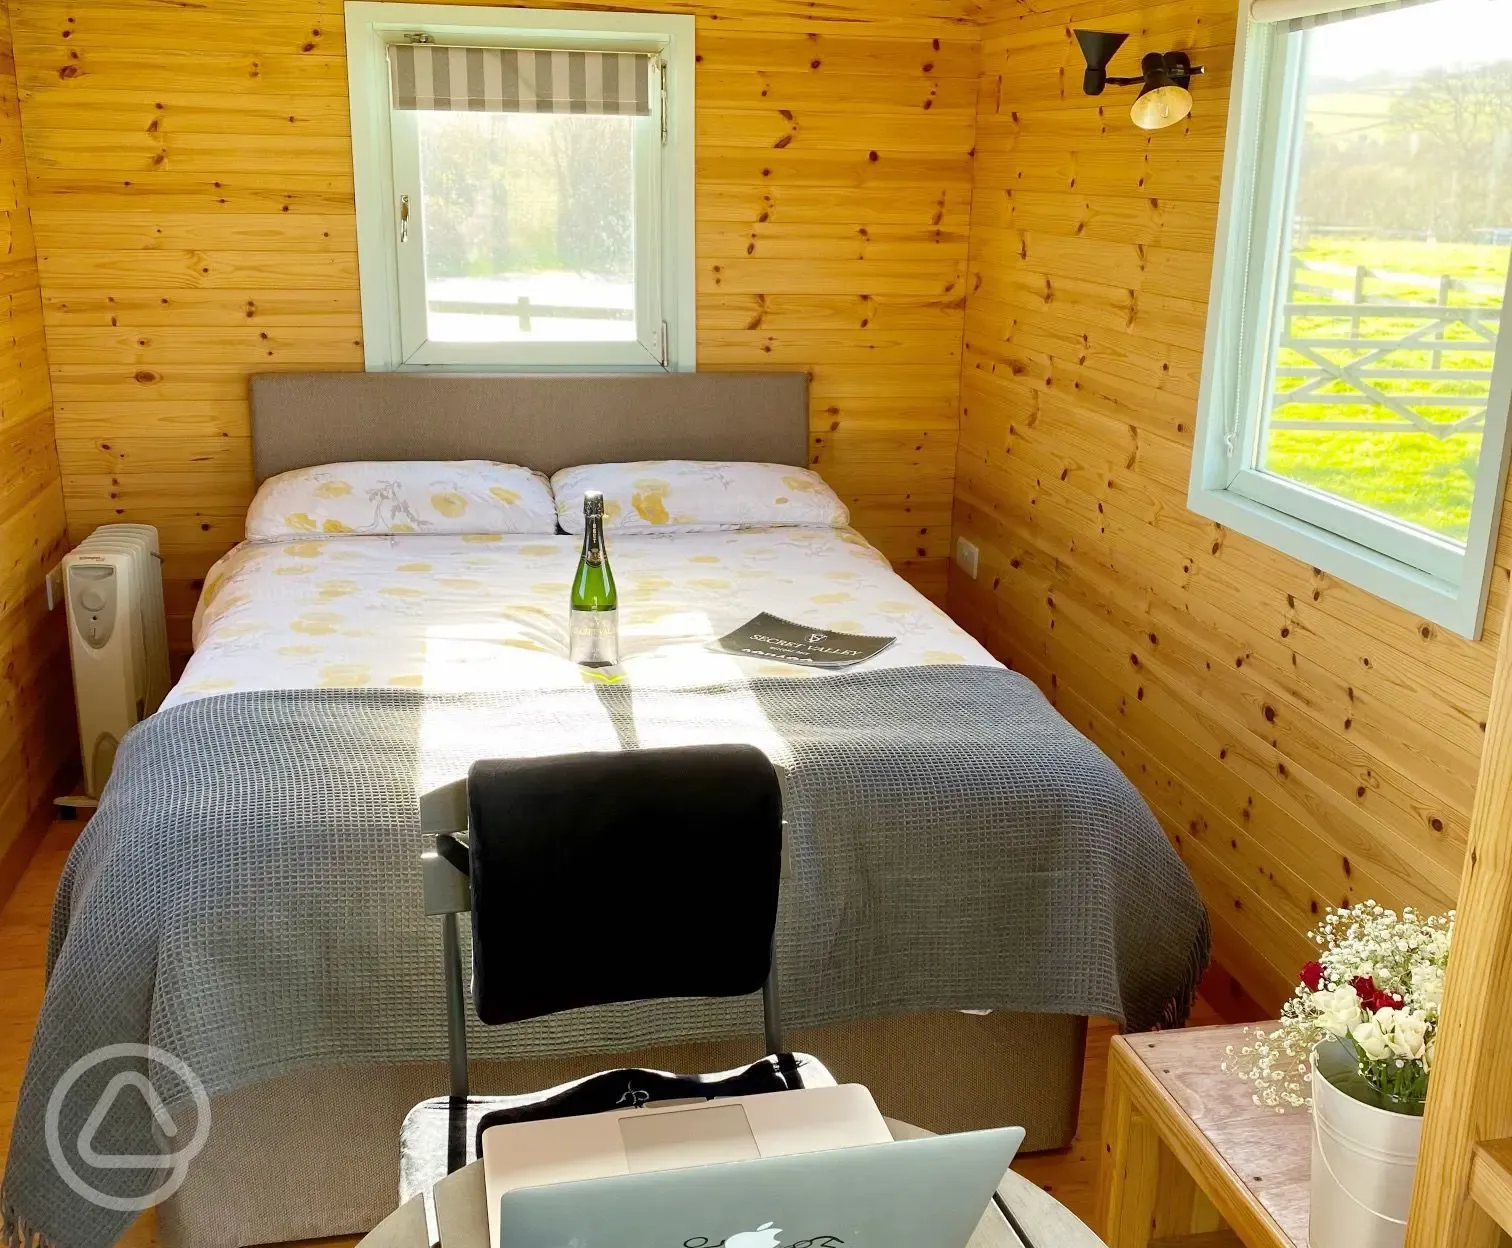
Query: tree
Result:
<box><xmin>1389</xmin><ymin>61</ymin><xmax>1512</xmax><ymax>239</ymax></box>
<box><xmin>419</xmin><ymin>113</ymin><xmax>517</xmax><ymax>278</ymax></box>
<box><xmin>545</xmin><ymin>117</ymin><xmax>634</xmax><ymax>279</ymax></box>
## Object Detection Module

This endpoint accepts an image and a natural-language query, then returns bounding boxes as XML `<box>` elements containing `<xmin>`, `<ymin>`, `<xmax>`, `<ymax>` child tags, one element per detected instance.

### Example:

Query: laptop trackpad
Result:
<box><xmin>619</xmin><ymin>1103</ymin><xmax>760</xmax><ymax>1172</ymax></box>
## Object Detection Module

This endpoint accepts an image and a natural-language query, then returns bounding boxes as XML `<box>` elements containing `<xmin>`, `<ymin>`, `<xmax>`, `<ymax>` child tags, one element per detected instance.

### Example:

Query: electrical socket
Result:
<box><xmin>954</xmin><ymin>536</ymin><xmax>980</xmax><ymax>580</ymax></box>
<box><xmin>45</xmin><ymin>562</ymin><xmax>64</xmax><ymax>611</ymax></box>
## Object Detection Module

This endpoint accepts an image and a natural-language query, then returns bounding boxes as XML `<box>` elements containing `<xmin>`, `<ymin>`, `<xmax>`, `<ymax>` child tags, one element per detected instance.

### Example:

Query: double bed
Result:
<box><xmin>1</xmin><ymin>372</ymin><xmax>1208</xmax><ymax>1248</ymax></box>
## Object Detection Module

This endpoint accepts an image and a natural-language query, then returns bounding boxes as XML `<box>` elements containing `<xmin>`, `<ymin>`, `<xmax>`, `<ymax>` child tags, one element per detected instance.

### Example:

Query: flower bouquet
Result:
<box><xmin>1224</xmin><ymin>900</ymin><xmax>1451</xmax><ymax>1110</ymax></box>
<box><xmin>1223</xmin><ymin>901</ymin><xmax>1453</xmax><ymax>1248</ymax></box>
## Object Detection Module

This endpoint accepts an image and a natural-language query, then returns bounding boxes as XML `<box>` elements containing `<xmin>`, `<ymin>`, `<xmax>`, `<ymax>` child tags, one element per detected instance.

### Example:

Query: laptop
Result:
<box><xmin>483</xmin><ymin>1085</ymin><xmax>893</xmax><ymax>1247</ymax></box>
<box><xmin>498</xmin><ymin>1126</ymin><xmax>1026</xmax><ymax>1248</ymax></box>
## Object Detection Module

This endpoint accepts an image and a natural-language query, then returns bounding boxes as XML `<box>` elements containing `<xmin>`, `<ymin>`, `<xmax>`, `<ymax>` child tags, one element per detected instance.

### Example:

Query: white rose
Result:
<box><xmin>1411</xmin><ymin>963</ymin><xmax>1445</xmax><ymax>1012</ymax></box>
<box><xmin>1312</xmin><ymin>986</ymin><xmax>1365</xmax><ymax>1039</ymax></box>
<box><xmin>1390</xmin><ymin>1009</ymin><xmax>1430</xmax><ymax>1061</ymax></box>
<box><xmin>1352</xmin><ymin>1017</ymin><xmax>1393</xmax><ymax>1062</ymax></box>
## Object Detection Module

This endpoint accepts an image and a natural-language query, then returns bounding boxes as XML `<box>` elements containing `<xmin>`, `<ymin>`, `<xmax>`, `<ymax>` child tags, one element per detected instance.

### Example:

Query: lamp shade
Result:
<box><xmin>1131</xmin><ymin>82</ymin><xmax>1193</xmax><ymax>129</ymax></box>
<box><xmin>1074</xmin><ymin>29</ymin><xmax>1129</xmax><ymax>95</ymax></box>
<box><xmin>1129</xmin><ymin>51</ymin><xmax>1193</xmax><ymax>130</ymax></box>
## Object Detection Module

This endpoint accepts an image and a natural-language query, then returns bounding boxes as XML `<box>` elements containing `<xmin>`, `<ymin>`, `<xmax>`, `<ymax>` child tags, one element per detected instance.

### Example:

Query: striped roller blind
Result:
<box><xmin>387</xmin><ymin>43</ymin><xmax>653</xmax><ymax>115</ymax></box>
<box><xmin>1249</xmin><ymin>0</ymin><xmax>1435</xmax><ymax>30</ymax></box>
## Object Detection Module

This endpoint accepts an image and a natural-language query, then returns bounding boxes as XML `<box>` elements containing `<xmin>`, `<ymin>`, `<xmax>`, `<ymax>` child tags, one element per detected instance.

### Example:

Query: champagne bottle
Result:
<box><xmin>569</xmin><ymin>490</ymin><xmax>619</xmax><ymax>667</ymax></box>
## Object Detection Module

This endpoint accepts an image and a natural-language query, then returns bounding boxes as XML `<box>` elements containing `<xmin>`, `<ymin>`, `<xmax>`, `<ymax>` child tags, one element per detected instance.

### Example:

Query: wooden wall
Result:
<box><xmin>0</xmin><ymin>0</ymin><xmax>71</xmax><ymax>903</ymax></box>
<box><xmin>950</xmin><ymin>0</ymin><xmax>1505</xmax><ymax>1006</ymax></box>
<box><xmin>6</xmin><ymin>0</ymin><xmax>980</xmax><ymax>653</ymax></box>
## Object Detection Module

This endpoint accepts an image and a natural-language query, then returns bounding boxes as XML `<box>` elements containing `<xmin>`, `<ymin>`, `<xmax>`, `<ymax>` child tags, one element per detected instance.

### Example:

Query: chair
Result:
<box><xmin>401</xmin><ymin>743</ymin><xmax>834</xmax><ymax>1205</ymax></box>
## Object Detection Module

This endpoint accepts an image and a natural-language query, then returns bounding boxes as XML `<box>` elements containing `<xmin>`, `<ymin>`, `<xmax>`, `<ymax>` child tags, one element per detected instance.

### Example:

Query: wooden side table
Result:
<box><xmin>360</xmin><ymin>1117</ymin><xmax>1107</xmax><ymax>1247</ymax></box>
<box><xmin>1098</xmin><ymin>1023</ymin><xmax>1311</xmax><ymax>1248</ymax></box>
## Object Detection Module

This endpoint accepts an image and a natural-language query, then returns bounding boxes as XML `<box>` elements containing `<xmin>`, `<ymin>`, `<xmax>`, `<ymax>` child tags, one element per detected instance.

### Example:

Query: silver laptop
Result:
<box><xmin>484</xmin><ymin>1085</ymin><xmax>894</xmax><ymax>1247</ymax></box>
<box><xmin>497</xmin><ymin>1126</ymin><xmax>1026</xmax><ymax>1248</ymax></box>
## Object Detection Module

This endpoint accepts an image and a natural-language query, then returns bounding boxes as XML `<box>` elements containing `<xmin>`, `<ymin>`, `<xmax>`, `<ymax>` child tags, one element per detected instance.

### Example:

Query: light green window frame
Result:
<box><xmin>1191</xmin><ymin>1</ymin><xmax>1512</xmax><ymax>638</ymax></box>
<box><xmin>345</xmin><ymin>2</ymin><xmax>697</xmax><ymax>373</ymax></box>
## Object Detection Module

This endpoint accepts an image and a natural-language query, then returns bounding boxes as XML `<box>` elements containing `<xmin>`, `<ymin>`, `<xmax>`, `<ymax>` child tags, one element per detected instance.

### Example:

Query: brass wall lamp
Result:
<box><xmin>1074</xmin><ymin>30</ymin><xmax>1206</xmax><ymax>131</ymax></box>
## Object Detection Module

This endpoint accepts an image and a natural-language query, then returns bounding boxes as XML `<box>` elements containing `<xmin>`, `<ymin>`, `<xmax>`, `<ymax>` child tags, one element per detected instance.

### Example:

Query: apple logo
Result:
<box><xmin>725</xmin><ymin>1222</ymin><xmax>783</xmax><ymax>1248</ymax></box>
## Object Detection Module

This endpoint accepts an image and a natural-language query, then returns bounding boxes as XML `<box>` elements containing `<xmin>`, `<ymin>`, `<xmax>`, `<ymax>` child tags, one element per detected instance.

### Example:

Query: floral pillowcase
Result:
<box><xmin>245</xmin><ymin>461</ymin><xmax>558</xmax><ymax>540</ymax></box>
<box><xmin>553</xmin><ymin>461</ymin><xmax>850</xmax><ymax>534</ymax></box>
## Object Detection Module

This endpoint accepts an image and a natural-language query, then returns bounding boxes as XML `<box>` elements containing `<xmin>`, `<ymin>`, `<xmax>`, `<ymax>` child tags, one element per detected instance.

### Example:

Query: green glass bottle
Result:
<box><xmin>569</xmin><ymin>490</ymin><xmax>619</xmax><ymax>667</ymax></box>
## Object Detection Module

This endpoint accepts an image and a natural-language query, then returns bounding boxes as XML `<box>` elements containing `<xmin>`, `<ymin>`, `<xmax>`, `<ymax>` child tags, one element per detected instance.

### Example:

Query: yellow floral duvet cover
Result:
<box><xmin>171</xmin><ymin>527</ymin><xmax>997</xmax><ymax>707</ymax></box>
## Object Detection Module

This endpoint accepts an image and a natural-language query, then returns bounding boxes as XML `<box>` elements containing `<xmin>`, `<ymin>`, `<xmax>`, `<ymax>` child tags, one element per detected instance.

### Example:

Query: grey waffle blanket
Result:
<box><xmin>2</xmin><ymin>667</ymin><xmax>1207</xmax><ymax>1248</ymax></box>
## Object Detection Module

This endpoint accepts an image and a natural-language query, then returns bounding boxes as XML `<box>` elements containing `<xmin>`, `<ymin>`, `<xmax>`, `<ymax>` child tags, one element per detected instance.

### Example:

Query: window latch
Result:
<box><xmin>399</xmin><ymin>194</ymin><xmax>409</xmax><ymax>244</ymax></box>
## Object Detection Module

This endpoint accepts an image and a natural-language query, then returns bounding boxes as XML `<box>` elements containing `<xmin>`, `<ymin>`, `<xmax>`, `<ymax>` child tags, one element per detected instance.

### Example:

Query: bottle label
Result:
<box><xmin>569</xmin><ymin>608</ymin><xmax>619</xmax><ymax>667</ymax></box>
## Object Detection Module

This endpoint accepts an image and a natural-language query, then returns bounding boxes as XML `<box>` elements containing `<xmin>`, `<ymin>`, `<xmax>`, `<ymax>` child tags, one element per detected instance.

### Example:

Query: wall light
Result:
<box><xmin>1073</xmin><ymin>30</ymin><xmax>1205</xmax><ymax>131</ymax></box>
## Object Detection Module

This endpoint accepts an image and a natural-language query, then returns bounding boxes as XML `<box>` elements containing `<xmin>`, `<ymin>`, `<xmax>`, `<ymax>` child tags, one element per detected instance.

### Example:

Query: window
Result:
<box><xmin>1193</xmin><ymin>0</ymin><xmax>1512</xmax><ymax>637</ymax></box>
<box><xmin>346</xmin><ymin>3</ymin><xmax>695</xmax><ymax>372</ymax></box>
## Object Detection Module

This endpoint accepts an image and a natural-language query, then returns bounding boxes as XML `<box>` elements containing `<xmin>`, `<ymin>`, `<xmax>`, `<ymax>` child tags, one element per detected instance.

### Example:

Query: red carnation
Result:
<box><xmin>1372</xmin><ymin>990</ymin><xmax>1406</xmax><ymax>1012</ymax></box>
<box><xmin>1300</xmin><ymin>961</ymin><xmax>1325</xmax><ymax>992</ymax></box>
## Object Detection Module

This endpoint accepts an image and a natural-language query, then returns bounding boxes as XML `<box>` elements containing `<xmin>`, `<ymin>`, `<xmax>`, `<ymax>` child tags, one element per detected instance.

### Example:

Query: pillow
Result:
<box><xmin>246</xmin><ymin>461</ymin><xmax>557</xmax><ymax>539</ymax></box>
<box><xmin>553</xmin><ymin>461</ymin><xmax>849</xmax><ymax>534</ymax></box>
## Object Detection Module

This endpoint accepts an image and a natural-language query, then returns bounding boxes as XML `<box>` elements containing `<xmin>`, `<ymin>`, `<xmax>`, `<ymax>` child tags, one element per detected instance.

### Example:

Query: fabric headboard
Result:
<box><xmin>249</xmin><ymin>372</ymin><xmax>811</xmax><ymax>482</ymax></box>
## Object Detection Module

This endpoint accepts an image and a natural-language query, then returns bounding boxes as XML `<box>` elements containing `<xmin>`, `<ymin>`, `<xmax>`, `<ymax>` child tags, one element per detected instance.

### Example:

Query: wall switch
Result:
<box><xmin>954</xmin><ymin>536</ymin><xmax>980</xmax><ymax>579</ymax></box>
<box><xmin>45</xmin><ymin>562</ymin><xmax>64</xmax><ymax>611</ymax></box>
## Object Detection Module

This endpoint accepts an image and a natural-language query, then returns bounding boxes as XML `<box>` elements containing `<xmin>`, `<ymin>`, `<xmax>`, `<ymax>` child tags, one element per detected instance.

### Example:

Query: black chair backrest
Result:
<box><xmin>466</xmin><ymin>744</ymin><xmax>783</xmax><ymax>1027</ymax></box>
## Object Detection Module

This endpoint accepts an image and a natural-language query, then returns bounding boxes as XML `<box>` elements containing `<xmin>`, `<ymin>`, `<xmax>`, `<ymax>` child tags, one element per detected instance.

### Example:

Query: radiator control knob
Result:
<box><xmin>80</xmin><ymin>587</ymin><xmax>107</xmax><ymax>612</ymax></box>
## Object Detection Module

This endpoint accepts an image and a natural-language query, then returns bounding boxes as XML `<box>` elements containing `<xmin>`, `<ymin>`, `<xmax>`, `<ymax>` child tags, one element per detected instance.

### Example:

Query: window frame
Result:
<box><xmin>345</xmin><ymin>1</ymin><xmax>696</xmax><ymax>373</ymax></box>
<box><xmin>1190</xmin><ymin>6</ymin><xmax>1512</xmax><ymax>639</ymax></box>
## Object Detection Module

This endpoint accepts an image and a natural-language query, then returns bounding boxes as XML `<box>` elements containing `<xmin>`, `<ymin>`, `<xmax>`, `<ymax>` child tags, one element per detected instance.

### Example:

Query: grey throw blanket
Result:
<box><xmin>2</xmin><ymin>667</ymin><xmax>1207</xmax><ymax>1248</ymax></box>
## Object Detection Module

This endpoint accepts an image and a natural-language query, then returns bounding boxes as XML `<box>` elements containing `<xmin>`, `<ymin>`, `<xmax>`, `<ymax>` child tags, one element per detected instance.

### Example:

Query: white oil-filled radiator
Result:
<box><xmin>63</xmin><ymin>524</ymin><xmax>170</xmax><ymax>797</ymax></box>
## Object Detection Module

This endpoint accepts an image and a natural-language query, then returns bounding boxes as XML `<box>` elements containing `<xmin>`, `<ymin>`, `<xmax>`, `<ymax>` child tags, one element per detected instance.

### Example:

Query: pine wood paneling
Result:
<box><xmin>949</xmin><ymin>3</ymin><xmax>1503</xmax><ymax>1008</ymax></box>
<box><xmin>1407</xmin><ymin>613</ymin><xmax>1512</xmax><ymax>1247</ymax></box>
<box><xmin>9</xmin><ymin>0</ymin><xmax>981</xmax><ymax>651</ymax></box>
<box><xmin>0</xmin><ymin>0</ymin><xmax>71</xmax><ymax>907</ymax></box>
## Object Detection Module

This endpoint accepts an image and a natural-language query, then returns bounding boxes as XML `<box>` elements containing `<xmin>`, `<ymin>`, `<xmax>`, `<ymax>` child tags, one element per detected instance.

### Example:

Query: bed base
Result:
<box><xmin>156</xmin><ymin>1009</ymin><xmax>1087</xmax><ymax>1248</ymax></box>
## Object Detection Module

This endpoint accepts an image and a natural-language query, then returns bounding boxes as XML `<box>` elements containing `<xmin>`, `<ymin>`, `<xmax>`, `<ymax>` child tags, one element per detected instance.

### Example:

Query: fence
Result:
<box><xmin>1270</xmin><ymin>258</ymin><xmax>1504</xmax><ymax>440</ymax></box>
<box><xmin>428</xmin><ymin>293</ymin><xmax>634</xmax><ymax>329</ymax></box>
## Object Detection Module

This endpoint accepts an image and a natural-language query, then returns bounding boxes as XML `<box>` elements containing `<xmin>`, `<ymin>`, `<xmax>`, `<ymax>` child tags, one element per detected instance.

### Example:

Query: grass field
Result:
<box><xmin>1261</xmin><ymin>236</ymin><xmax>1507</xmax><ymax>542</ymax></box>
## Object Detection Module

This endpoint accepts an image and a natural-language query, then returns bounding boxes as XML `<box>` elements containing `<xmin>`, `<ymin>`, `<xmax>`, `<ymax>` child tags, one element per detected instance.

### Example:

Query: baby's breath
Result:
<box><xmin>1225</xmin><ymin>901</ymin><xmax>1453</xmax><ymax>1110</ymax></box>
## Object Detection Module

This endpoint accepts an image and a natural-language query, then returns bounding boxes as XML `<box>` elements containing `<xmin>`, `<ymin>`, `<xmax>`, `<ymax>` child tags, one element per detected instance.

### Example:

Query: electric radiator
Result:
<box><xmin>62</xmin><ymin>524</ymin><xmax>170</xmax><ymax>797</ymax></box>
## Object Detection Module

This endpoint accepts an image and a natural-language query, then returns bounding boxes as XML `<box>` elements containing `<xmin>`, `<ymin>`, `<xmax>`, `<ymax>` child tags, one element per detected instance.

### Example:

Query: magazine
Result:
<box><xmin>711</xmin><ymin>612</ymin><xmax>897</xmax><ymax>670</ymax></box>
